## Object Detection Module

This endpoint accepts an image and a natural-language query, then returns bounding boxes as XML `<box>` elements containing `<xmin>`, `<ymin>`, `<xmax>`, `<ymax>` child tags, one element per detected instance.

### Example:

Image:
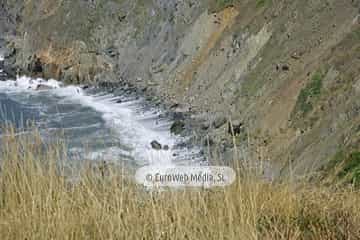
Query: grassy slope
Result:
<box><xmin>0</xmin><ymin>128</ymin><xmax>359</xmax><ymax>239</ymax></box>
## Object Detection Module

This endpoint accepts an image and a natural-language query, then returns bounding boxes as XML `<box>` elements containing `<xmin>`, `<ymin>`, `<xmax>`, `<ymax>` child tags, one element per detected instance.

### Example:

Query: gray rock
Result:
<box><xmin>36</xmin><ymin>84</ymin><xmax>53</xmax><ymax>90</ymax></box>
<box><xmin>151</xmin><ymin>140</ymin><xmax>162</xmax><ymax>150</ymax></box>
<box><xmin>170</xmin><ymin>120</ymin><xmax>185</xmax><ymax>135</ymax></box>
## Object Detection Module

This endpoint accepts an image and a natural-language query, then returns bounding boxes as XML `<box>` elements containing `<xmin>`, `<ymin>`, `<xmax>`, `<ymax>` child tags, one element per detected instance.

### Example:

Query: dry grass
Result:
<box><xmin>0</xmin><ymin>128</ymin><xmax>359</xmax><ymax>240</ymax></box>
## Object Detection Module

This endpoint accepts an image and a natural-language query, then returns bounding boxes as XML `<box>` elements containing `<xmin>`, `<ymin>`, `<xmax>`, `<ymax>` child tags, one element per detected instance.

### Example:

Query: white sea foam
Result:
<box><xmin>0</xmin><ymin>76</ymin><xmax>198</xmax><ymax>166</ymax></box>
<box><xmin>0</xmin><ymin>75</ymin><xmax>62</xmax><ymax>90</ymax></box>
<box><xmin>52</xmin><ymin>85</ymin><xmax>180</xmax><ymax>165</ymax></box>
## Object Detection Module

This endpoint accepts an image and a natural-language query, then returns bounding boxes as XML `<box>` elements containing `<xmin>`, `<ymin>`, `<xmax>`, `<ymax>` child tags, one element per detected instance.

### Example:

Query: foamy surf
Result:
<box><xmin>0</xmin><ymin>76</ymin><xmax>62</xmax><ymax>90</ymax></box>
<box><xmin>53</xmin><ymin>85</ymin><xmax>181</xmax><ymax>165</ymax></box>
<box><xmin>0</xmin><ymin>75</ymin><xmax>202</xmax><ymax>166</ymax></box>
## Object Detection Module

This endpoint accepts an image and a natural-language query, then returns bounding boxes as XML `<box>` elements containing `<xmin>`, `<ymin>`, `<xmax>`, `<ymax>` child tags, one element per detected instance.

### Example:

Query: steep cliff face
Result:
<box><xmin>2</xmin><ymin>0</ymin><xmax>360</xmax><ymax>177</ymax></box>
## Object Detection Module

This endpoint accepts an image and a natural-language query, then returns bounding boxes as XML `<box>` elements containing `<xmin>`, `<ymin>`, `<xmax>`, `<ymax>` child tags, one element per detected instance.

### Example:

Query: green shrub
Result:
<box><xmin>216</xmin><ymin>0</ymin><xmax>235</xmax><ymax>7</ymax></box>
<box><xmin>351</xmin><ymin>29</ymin><xmax>360</xmax><ymax>40</ymax></box>
<box><xmin>211</xmin><ymin>0</ymin><xmax>236</xmax><ymax>12</ymax></box>
<box><xmin>339</xmin><ymin>152</ymin><xmax>360</xmax><ymax>186</ymax></box>
<box><xmin>325</xmin><ymin>151</ymin><xmax>360</xmax><ymax>187</ymax></box>
<box><xmin>294</xmin><ymin>71</ymin><xmax>323</xmax><ymax>117</ymax></box>
<box><xmin>256</xmin><ymin>0</ymin><xmax>267</xmax><ymax>8</ymax></box>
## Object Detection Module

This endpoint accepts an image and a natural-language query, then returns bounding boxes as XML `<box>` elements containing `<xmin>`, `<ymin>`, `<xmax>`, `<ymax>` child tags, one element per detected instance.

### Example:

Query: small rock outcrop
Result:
<box><xmin>35</xmin><ymin>84</ymin><xmax>53</xmax><ymax>91</ymax></box>
<box><xmin>170</xmin><ymin>120</ymin><xmax>185</xmax><ymax>135</ymax></box>
<box><xmin>150</xmin><ymin>140</ymin><xmax>162</xmax><ymax>150</ymax></box>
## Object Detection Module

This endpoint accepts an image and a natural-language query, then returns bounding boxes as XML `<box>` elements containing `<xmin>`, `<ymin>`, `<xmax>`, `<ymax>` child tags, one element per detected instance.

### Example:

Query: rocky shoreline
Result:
<box><xmin>1</xmin><ymin>0</ymin><xmax>360</xmax><ymax>178</ymax></box>
<box><xmin>0</xmin><ymin>49</ymin><xmax>237</xmax><ymax>153</ymax></box>
<box><xmin>0</xmin><ymin>48</ymin><xmax>231</xmax><ymax>166</ymax></box>
<box><xmin>87</xmin><ymin>78</ymin><xmax>237</xmax><ymax>165</ymax></box>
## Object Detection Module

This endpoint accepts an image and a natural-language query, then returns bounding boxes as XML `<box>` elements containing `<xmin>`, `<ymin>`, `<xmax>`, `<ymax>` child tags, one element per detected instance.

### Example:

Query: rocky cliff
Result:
<box><xmin>1</xmin><ymin>0</ymin><xmax>360</xmax><ymax>178</ymax></box>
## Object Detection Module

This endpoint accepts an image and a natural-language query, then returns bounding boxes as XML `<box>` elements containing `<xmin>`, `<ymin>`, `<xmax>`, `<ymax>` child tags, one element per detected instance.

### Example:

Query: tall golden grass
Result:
<box><xmin>0</xmin><ymin>127</ymin><xmax>359</xmax><ymax>239</ymax></box>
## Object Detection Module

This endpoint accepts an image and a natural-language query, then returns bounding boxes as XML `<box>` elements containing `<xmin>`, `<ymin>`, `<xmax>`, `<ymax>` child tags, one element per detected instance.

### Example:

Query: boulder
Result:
<box><xmin>170</xmin><ymin>120</ymin><xmax>185</xmax><ymax>135</ymax></box>
<box><xmin>36</xmin><ymin>84</ymin><xmax>53</xmax><ymax>90</ymax></box>
<box><xmin>151</xmin><ymin>140</ymin><xmax>162</xmax><ymax>150</ymax></box>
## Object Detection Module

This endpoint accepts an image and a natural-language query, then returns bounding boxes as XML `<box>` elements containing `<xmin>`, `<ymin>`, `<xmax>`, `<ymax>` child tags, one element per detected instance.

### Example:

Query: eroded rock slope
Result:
<box><xmin>1</xmin><ymin>0</ymin><xmax>360</xmax><ymax>177</ymax></box>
